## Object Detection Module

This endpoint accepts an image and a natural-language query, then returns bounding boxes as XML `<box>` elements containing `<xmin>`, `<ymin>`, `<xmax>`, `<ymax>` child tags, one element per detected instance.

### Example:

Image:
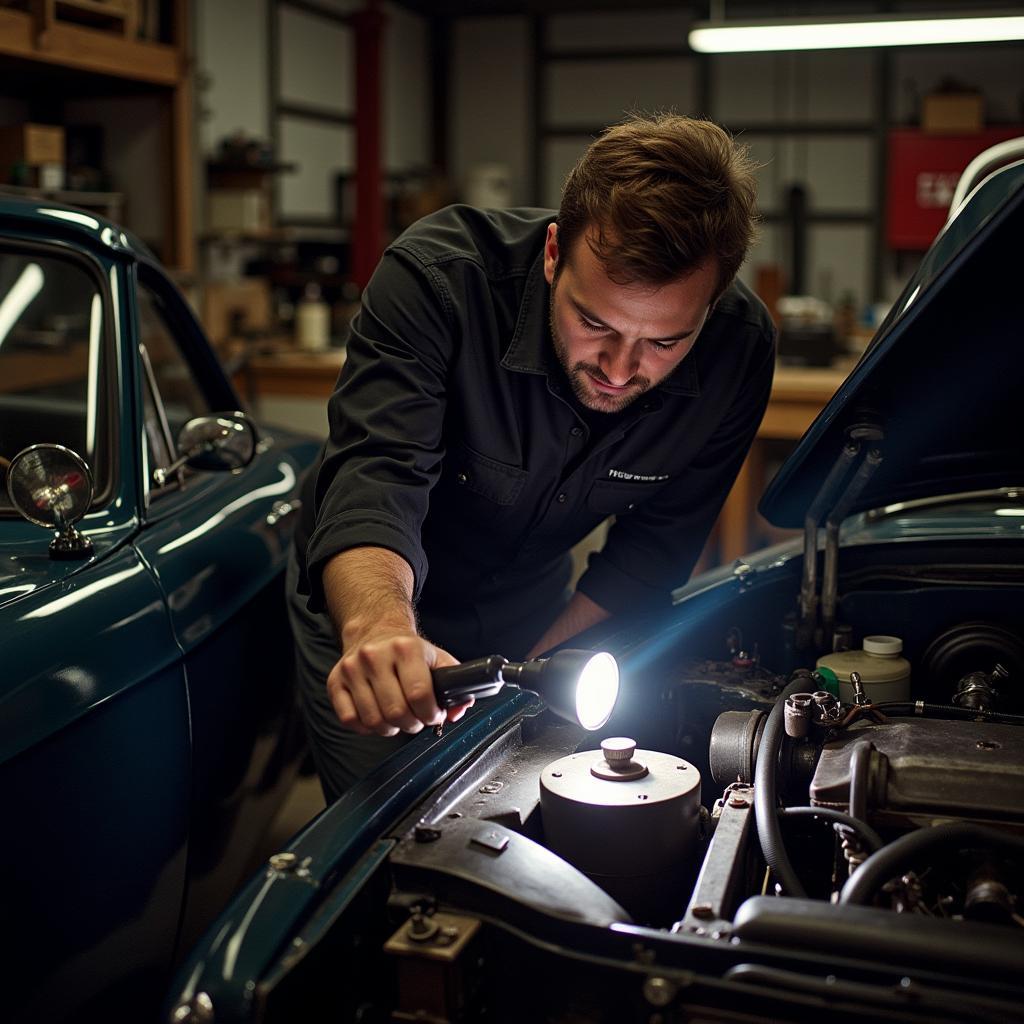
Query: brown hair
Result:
<box><xmin>556</xmin><ymin>113</ymin><xmax>759</xmax><ymax>297</ymax></box>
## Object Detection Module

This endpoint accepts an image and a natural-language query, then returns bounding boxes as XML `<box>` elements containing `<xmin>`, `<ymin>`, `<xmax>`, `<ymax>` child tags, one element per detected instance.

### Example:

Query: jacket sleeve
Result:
<box><xmin>575</xmin><ymin>330</ymin><xmax>776</xmax><ymax>616</ymax></box>
<box><xmin>303</xmin><ymin>246</ymin><xmax>455</xmax><ymax>613</ymax></box>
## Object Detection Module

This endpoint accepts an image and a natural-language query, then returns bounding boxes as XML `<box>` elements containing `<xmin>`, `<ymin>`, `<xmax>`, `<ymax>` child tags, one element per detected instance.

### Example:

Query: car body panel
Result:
<box><xmin>3</xmin><ymin>545</ymin><xmax>191</xmax><ymax>1022</ymax></box>
<box><xmin>0</xmin><ymin>196</ymin><xmax>318</xmax><ymax>1022</ymax></box>
<box><xmin>169</xmin><ymin>690</ymin><xmax>545</xmax><ymax>1019</ymax></box>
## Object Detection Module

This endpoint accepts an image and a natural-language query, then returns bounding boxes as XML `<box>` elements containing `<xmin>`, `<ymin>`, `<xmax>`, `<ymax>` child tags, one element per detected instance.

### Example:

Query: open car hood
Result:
<box><xmin>760</xmin><ymin>158</ymin><xmax>1024</xmax><ymax>529</ymax></box>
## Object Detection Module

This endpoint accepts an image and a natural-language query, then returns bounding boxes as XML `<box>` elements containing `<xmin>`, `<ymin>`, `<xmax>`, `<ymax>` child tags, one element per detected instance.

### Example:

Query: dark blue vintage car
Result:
<box><xmin>169</xmin><ymin>150</ymin><xmax>1024</xmax><ymax>1024</ymax></box>
<box><xmin>0</xmin><ymin>197</ymin><xmax>317</xmax><ymax>1023</ymax></box>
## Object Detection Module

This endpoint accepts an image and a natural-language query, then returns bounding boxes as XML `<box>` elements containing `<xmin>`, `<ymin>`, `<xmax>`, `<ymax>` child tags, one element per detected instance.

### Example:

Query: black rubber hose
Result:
<box><xmin>841</xmin><ymin>822</ymin><xmax>1024</xmax><ymax>905</ymax></box>
<box><xmin>872</xmin><ymin>702</ymin><xmax>1024</xmax><ymax>726</ymax></box>
<box><xmin>754</xmin><ymin>677</ymin><xmax>810</xmax><ymax>898</ymax></box>
<box><xmin>847</xmin><ymin>740</ymin><xmax>873</xmax><ymax>825</ymax></box>
<box><xmin>779</xmin><ymin>806</ymin><xmax>883</xmax><ymax>853</ymax></box>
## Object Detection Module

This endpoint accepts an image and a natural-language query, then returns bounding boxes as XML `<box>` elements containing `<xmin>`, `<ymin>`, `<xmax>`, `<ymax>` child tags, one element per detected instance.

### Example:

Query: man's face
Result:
<box><xmin>544</xmin><ymin>223</ymin><xmax>717</xmax><ymax>413</ymax></box>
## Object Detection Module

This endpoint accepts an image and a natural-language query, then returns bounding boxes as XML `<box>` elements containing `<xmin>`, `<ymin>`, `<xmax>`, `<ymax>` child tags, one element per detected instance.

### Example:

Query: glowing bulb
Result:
<box><xmin>574</xmin><ymin>652</ymin><xmax>619</xmax><ymax>731</ymax></box>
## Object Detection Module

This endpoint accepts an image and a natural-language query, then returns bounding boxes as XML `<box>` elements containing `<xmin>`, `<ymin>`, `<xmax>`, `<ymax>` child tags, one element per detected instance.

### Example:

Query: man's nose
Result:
<box><xmin>600</xmin><ymin>343</ymin><xmax>640</xmax><ymax>385</ymax></box>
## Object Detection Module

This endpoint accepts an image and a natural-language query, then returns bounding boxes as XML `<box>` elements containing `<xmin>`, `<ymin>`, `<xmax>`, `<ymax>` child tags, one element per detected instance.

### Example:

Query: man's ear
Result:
<box><xmin>543</xmin><ymin>222</ymin><xmax>559</xmax><ymax>285</ymax></box>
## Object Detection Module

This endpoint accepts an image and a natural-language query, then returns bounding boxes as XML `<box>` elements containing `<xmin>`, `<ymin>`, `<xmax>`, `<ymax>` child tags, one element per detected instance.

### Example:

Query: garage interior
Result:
<box><xmin>3</xmin><ymin>0</ymin><xmax>1023</xmax><ymax>960</ymax></box>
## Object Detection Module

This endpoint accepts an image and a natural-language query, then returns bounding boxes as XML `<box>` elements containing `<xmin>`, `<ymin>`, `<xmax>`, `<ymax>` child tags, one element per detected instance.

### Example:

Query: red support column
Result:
<box><xmin>351</xmin><ymin>0</ymin><xmax>385</xmax><ymax>291</ymax></box>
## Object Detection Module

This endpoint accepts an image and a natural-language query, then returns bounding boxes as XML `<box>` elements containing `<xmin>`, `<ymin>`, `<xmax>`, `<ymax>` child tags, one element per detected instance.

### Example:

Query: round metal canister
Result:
<box><xmin>539</xmin><ymin>738</ymin><xmax>701</xmax><ymax>922</ymax></box>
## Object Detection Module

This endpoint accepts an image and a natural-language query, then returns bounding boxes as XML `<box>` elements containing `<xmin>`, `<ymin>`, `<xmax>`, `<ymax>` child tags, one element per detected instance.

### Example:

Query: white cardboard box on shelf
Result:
<box><xmin>207</xmin><ymin>188</ymin><xmax>269</xmax><ymax>233</ymax></box>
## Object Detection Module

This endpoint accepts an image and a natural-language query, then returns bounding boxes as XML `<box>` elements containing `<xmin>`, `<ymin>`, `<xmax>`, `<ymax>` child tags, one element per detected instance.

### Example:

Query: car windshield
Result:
<box><xmin>0</xmin><ymin>250</ymin><xmax>108</xmax><ymax>512</ymax></box>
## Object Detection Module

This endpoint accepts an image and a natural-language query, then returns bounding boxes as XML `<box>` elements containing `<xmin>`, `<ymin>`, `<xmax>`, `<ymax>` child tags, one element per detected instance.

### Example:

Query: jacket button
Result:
<box><xmin>457</xmin><ymin>472</ymin><xmax>468</xmax><ymax>484</ymax></box>
<box><xmin>570</xmin><ymin>426</ymin><xmax>583</xmax><ymax>437</ymax></box>
<box><xmin>556</xmin><ymin>492</ymin><xmax>567</xmax><ymax>503</ymax></box>
<box><xmin>627</xmin><ymin>502</ymin><xmax>636</xmax><ymax>510</ymax></box>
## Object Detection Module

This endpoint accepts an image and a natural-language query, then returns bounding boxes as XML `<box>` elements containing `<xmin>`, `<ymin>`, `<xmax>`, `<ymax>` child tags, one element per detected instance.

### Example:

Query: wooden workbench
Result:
<box><xmin>716</xmin><ymin>365</ymin><xmax>849</xmax><ymax>564</ymax></box>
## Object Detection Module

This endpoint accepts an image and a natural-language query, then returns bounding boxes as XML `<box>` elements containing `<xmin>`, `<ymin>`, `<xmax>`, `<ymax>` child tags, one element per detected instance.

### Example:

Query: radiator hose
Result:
<box><xmin>841</xmin><ymin>822</ymin><xmax>1024</xmax><ymax>905</ymax></box>
<box><xmin>754</xmin><ymin>676</ymin><xmax>812</xmax><ymax>897</ymax></box>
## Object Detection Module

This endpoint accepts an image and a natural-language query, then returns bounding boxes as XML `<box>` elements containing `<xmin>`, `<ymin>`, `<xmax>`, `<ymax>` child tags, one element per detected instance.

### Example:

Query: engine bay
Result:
<box><xmin>256</xmin><ymin>593</ymin><xmax>1022</xmax><ymax>1023</ymax></box>
<box><xmin>252</xmin><ymin>542</ymin><xmax>1024</xmax><ymax>1024</ymax></box>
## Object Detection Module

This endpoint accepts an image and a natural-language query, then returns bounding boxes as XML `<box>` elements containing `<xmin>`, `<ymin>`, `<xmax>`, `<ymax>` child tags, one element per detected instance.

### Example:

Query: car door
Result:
<box><xmin>0</xmin><ymin>240</ymin><xmax>191</xmax><ymax>1023</ymax></box>
<box><xmin>128</xmin><ymin>261</ymin><xmax>307</xmax><ymax>955</ymax></box>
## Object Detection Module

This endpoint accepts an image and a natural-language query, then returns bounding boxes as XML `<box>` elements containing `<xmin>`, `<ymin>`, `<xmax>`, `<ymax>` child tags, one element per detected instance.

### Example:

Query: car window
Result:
<box><xmin>137</xmin><ymin>278</ymin><xmax>213</xmax><ymax>493</ymax></box>
<box><xmin>137</xmin><ymin>281</ymin><xmax>212</xmax><ymax>434</ymax></box>
<box><xmin>0</xmin><ymin>249</ymin><xmax>108</xmax><ymax>512</ymax></box>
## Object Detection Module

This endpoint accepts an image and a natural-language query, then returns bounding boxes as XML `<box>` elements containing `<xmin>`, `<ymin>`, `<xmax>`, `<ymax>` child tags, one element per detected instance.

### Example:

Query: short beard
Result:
<box><xmin>548</xmin><ymin>281</ymin><xmax>651</xmax><ymax>413</ymax></box>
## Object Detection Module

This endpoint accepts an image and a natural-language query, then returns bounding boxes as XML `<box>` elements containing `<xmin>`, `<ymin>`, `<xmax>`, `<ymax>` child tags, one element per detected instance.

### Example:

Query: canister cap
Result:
<box><xmin>863</xmin><ymin>635</ymin><xmax>903</xmax><ymax>656</ymax></box>
<box><xmin>600</xmin><ymin>737</ymin><xmax>636</xmax><ymax>763</ymax></box>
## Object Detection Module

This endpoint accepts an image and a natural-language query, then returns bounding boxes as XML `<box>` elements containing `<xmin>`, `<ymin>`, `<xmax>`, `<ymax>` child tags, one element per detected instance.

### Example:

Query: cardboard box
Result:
<box><xmin>922</xmin><ymin>92</ymin><xmax>984</xmax><ymax>135</ymax></box>
<box><xmin>0</xmin><ymin>123</ymin><xmax>66</xmax><ymax>176</ymax></box>
<box><xmin>207</xmin><ymin>188</ymin><xmax>270</xmax><ymax>233</ymax></box>
<box><xmin>202</xmin><ymin>278</ymin><xmax>272</xmax><ymax>343</ymax></box>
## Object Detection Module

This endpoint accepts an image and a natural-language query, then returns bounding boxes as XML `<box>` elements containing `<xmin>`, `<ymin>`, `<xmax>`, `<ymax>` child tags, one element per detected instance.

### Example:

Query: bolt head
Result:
<box><xmin>642</xmin><ymin>976</ymin><xmax>676</xmax><ymax>1007</ymax></box>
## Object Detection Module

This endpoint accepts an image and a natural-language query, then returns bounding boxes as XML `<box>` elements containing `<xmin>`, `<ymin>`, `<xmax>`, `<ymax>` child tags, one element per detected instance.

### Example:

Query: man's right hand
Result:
<box><xmin>326</xmin><ymin>628</ymin><xmax>465</xmax><ymax>736</ymax></box>
<box><xmin>320</xmin><ymin>547</ymin><xmax>472</xmax><ymax>736</ymax></box>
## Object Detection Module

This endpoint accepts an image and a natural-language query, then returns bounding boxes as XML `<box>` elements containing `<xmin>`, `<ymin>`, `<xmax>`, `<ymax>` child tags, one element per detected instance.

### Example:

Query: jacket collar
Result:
<box><xmin>499</xmin><ymin>251</ymin><xmax>701</xmax><ymax>398</ymax></box>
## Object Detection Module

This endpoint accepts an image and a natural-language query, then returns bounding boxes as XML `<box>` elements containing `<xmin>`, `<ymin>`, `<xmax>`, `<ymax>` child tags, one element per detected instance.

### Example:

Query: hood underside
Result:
<box><xmin>761</xmin><ymin>163</ymin><xmax>1024</xmax><ymax>529</ymax></box>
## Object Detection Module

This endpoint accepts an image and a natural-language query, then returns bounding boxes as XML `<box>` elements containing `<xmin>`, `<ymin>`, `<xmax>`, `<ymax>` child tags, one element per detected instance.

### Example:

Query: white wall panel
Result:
<box><xmin>451</xmin><ymin>16</ymin><xmax>531</xmax><ymax>205</ymax></box>
<box><xmin>802</xmin><ymin>137</ymin><xmax>874</xmax><ymax>211</ymax></box>
<box><xmin>542</xmin><ymin>136</ymin><xmax>591</xmax><ymax>209</ymax></box>
<box><xmin>802</xmin><ymin>51</ymin><xmax>875</xmax><ymax>122</ymax></box>
<box><xmin>713</xmin><ymin>50</ymin><xmax>874</xmax><ymax>125</ymax></box>
<box><xmin>735</xmin><ymin>133</ymin><xmax>785</xmax><ymax>214</ymax></box>
<box><xmin>712</xmin><ymin>54</ymin><xmax>782</xmax><ymax>125</ymax></box>
<box><xmin>384</xmin><ymin>3</ymin><xmax>431</xmax><ymax>172</ymax></box>
<box><xmin>736</xmin><ymin>222</ymin><xmax>783</xmax><ymax>292</ymax></box>
<box><xmin>546</xmin><ymin>58</ymin><xmax>698</xmax><ymax>127</ymax></box>
<box><xmin>547</xmin><ymin>12</ymin><xmax>693</xmax><ymax>51</ymax></box>
<box><xmin>808</xmin><ymin>224</ymin><xmax>872</xmax><ymax>307</ymax></box>
<box><xmin>196</xmin><ymin>0</ymin><xmax>268</xmax><ymax>154</ymax></box>
<box><xmin>278</xmin><ymin>119</ymin><xmax>354</xmax><ymax>219</ymax></box>
<box><xmin>280</xmin><ymin>6</ymin><xmax>353</xmax><ymax>113</ymax></box>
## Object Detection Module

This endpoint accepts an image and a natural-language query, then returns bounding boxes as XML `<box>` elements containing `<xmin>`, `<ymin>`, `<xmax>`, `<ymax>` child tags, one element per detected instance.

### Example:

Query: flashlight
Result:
<box><xmin>432</xmin><ymin>649</ymin><xmax>619</xmax><ymax>731</ymax></box>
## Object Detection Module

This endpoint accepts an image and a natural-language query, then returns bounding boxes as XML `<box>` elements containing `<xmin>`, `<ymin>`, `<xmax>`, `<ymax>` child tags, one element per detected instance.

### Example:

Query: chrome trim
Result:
<box><xmin>866</xmin><ymin>486</ymin><xmax>1024</xmax><ymax>520</ymax></box>
<box><xmin>139</xmin><ymin>341</ymin><xmax>182</xmax><ymax>501</ymax></box>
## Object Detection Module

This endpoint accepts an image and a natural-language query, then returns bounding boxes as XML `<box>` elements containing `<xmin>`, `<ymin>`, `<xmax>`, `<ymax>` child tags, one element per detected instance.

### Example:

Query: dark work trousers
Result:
<box><xmin>286</xmin><ymin>545</ymin><xmax>570</xmax><ymax>803</ymax></box>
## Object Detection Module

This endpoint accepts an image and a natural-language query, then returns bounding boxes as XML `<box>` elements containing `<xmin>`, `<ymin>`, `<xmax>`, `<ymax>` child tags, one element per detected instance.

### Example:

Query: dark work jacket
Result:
<box><xmin>295</xmin><ymin>205</ymin><xmax>776</xmax><ymax>659</ymax></box>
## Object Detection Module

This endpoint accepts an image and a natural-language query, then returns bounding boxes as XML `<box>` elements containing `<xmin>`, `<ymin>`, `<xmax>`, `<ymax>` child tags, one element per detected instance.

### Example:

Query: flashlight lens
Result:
<box><xmin>574</xmin><ymin>652</ymin><xmax>619</xmax><ymax>730</ymax></box>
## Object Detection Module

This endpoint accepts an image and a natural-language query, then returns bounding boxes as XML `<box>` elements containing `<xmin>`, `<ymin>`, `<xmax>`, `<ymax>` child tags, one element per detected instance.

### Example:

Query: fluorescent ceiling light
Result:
<box><xmin>689</xmin><ymin>13</ymin><xmax>1024</xmax><ymax>53</ymax></box>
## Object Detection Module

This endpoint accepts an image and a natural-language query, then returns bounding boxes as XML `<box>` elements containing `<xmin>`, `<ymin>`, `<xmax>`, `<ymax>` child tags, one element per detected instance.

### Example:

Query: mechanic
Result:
<box><xmin>288</xmin><ymin>113</ymin><xmax>776</xmax><ymax>800</ymax></box>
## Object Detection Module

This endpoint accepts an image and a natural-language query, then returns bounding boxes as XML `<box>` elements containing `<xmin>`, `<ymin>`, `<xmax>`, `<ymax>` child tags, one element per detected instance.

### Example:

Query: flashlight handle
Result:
<box><xmin>432</xmin><ymin>655</ymin><xmax>508</xmax><ymax>708</ymax></box>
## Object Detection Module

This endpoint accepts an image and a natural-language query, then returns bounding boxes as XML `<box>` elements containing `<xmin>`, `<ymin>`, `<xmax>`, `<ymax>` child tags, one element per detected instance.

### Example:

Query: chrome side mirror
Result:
<box><xmin>7</xmin><ymin>444</ymin><xmax>95</xmax><ymax>560</ymax></box>
<box><xmin>154</xmin><ymin>412</ymin><xmax>257</xmax><ymax>487</ymax></box>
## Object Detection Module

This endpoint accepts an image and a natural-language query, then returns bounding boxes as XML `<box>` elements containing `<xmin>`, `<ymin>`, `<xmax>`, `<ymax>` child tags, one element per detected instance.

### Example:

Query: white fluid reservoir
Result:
<box><xmin>817</xmin><ymin>635</ymin><xmax>911</xmax><ymax>704</ymax></box>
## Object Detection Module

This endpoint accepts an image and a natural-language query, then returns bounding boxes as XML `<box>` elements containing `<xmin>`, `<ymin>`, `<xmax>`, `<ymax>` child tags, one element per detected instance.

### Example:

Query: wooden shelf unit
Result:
<box><xmin>0</xmin><ymin>1</ymin><xmax>194</xmax><ymax>271</ymax></box>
